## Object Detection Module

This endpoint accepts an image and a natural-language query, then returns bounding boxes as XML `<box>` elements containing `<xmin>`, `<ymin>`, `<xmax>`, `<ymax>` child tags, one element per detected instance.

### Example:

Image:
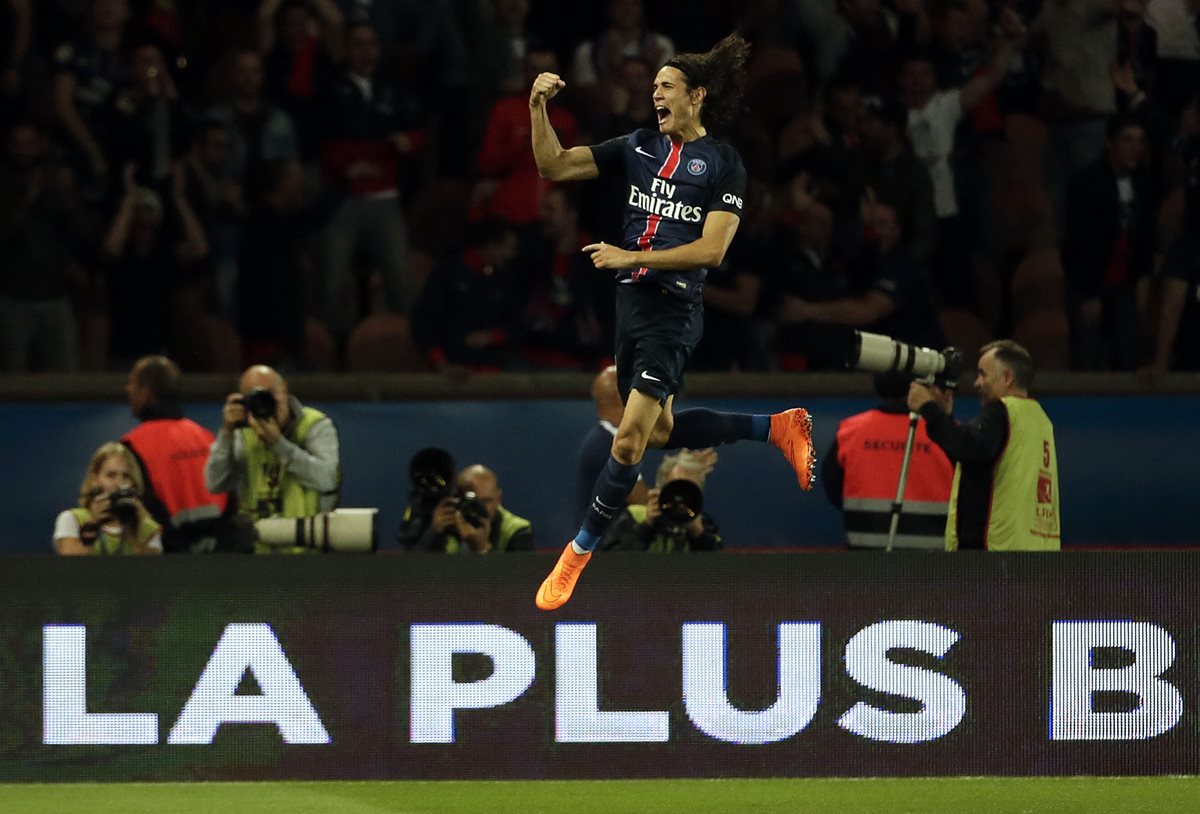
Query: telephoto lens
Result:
<box><xmin>848</xmin><ymin>331</ymin><xmax>963</xmax><ymax>388</ymax></box>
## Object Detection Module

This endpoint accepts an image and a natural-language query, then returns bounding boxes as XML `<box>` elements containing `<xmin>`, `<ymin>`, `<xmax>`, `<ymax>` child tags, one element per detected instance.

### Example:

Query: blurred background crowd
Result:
<box><xmin>1</xmin><ymin>0</ymin><xmax>1198</xmax><ymax>378</ymax></box>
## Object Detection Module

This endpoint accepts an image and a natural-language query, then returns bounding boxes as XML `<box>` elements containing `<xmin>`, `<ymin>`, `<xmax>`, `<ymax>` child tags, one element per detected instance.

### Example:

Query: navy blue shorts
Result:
<box><xmin>614</xmin><ymin>282</ymin><xmax>703</xmax><ymax>403</ymax></box>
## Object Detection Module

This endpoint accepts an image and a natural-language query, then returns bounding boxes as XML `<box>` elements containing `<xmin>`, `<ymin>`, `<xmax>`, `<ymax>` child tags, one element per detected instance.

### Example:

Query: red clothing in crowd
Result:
<box><xmin>477</xmin><ymin>95</ymin><xmax>578</xmax><ymax>225</ymax></box>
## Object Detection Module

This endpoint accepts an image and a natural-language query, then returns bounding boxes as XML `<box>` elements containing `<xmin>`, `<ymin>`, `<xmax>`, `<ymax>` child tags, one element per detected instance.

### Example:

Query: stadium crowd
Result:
<box><xmin>1</xmin><ymin>0</ymin><xmax>1198</xmax><ymax>378</ymax></box>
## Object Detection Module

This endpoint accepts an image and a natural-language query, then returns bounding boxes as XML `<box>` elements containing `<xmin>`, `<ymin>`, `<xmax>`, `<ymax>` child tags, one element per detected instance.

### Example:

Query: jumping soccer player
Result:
<box><xmin>530</xmin><ymin>33</ymin><xmax>815</xmax><ymax>611</ymax></box>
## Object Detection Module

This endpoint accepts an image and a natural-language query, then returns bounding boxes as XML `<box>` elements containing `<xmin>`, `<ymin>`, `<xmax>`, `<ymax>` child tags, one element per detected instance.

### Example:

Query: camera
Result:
<box><xmin>847</xmin><ymin>330</ymin><xmax>964</xmax><ymax>389</ymax></box>
<box><xmin>409</xmin><ymin>447</ymin><xmax>456</xmax><ymax>505</ymax></box>
<box><xmin>656</xmin><ymin>479</ymin><xmax>703</xmax><ymax>536</ymax></box>
<box><xmin>239</xmin><ymin>387</ymin><xmax>277</xmax><ymax>423</ymax></box>
<box><xmin>108</xmin><ymin>486</ymin><xmax>140</xmax><ymax>527</ymax></box>
<box><xmin>455</xmin><ymin>490</ymin><xmax>490</xmax><ymax>529</ymax></box>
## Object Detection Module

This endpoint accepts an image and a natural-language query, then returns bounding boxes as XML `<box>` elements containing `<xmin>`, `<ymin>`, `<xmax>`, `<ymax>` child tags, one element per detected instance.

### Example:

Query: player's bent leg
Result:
<box><xmin>535</xmin><ymin>390</ymin><xmax>663</xmax><ymax>611</ymax></box>
<box><xmin>655</xmin><ymin>404</ymin><xmax>816</xmax><ymax>492</ymax></box>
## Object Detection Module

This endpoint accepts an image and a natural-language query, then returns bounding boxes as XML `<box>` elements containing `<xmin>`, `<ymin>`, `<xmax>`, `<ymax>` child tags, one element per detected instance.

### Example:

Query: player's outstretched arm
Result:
<box><xmin>529</xmin><ymin>71</ymin><xmax>599</xmax><ymax>182</ymax></box>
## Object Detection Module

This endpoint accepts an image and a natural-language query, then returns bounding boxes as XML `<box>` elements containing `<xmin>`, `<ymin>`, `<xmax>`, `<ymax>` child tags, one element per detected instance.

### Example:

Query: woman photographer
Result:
<box><xmin>52</xmin><ymin>442</ymin><xmax>162</xmax><ymax>556</ymax></box>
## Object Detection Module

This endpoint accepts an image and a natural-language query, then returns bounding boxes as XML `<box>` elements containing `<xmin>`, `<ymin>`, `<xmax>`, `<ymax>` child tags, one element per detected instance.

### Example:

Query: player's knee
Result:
<box><xmin>611</xmin><ymin>433</ymin><xmax>647</xmax><ymax>465</ymax></box>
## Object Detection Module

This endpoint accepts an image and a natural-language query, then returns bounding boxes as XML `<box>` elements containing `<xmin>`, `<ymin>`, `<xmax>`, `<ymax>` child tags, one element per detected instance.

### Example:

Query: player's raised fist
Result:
<box><xmin>530</xmin><ymin>72</ymin><xmax>565</xmax><ymax>106</ymax></box>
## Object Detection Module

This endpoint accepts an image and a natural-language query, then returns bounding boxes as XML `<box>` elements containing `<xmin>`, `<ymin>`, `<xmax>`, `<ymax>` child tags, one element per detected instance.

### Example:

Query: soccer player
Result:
<box><xmin>529</xmin><ymin>33</ymin><xmax>816</xmax><ymax>611</ymax></box>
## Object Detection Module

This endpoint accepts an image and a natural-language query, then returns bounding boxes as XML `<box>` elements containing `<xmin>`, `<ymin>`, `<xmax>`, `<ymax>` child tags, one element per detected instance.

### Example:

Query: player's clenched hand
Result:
<box><xmin>582</xmin><ymin>241</ymin><xmax>636</xmax><ymax>269</ymax></box>
<box><xmin>529</xmin><ymin>72</ymin><xmax>565</xmax><ymax>107</ymax></box>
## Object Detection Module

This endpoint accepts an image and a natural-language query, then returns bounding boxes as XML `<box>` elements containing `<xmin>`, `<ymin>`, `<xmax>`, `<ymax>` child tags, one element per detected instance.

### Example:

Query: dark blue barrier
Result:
<box><xmin>2</xmin><ymin>395</ymin><xmax>1195</xmax><ymax>553</ymax></box>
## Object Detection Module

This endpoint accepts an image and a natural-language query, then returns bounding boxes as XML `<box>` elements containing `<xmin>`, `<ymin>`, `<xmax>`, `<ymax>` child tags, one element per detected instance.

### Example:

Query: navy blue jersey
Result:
<box><xmin>590</xmin><ymin>129</ymin><xmax>747</xmax><ymax>301</ymax></box>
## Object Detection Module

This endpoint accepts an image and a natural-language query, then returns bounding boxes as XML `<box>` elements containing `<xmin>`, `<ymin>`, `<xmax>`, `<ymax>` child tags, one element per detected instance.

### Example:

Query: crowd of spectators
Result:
<box><xmin>2</xmin><ymin>0</ymin><xmax>1199</xmax><ymax>377</ymax></box>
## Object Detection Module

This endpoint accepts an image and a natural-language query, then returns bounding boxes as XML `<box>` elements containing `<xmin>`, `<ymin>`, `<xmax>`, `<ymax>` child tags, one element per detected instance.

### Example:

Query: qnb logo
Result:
<box><xmin>721</xmin><ymin>193</ymin><xmax>743</xmax><ymax>209</ymax></box>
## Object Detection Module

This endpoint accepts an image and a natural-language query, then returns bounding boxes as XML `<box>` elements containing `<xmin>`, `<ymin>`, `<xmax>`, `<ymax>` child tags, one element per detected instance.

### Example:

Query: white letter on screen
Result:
<box><xmin>409</xmin><ymin>623</ymin><xmax>535</xmax><ymax>744</ymax></box>
<box><xmin>167</xmin><ymin>623</ymin><xmax>329</xmax><ymax>745</ymax></box>
<box><xmin>682</xmin><ymin>622</ymin><xmax>821</xmax><ymax>744</ymax></box>
<box><xmin>555</xmin><ymin>623</ymin><xmax>669</xmax><ymax>742</ymax></box>
<box><xmin>837</xmin><ymin>620</ymin><xmax>965</xmax><ymax>743</ymax></box>
<box><xmin>1051</xmin><ymin>621</ymin><xmax>1182</xmax><ymax>741</ymax></box>
<box><xmin>43</xmin><ymin>625</ymin><xmax>159</xmax><ymax>745</ymax></box>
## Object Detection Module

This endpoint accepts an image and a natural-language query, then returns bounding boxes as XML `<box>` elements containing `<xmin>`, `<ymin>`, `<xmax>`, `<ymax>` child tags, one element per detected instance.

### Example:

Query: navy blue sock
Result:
<box><xmin>576</xmin><ymin>455</ymin><xmax>641</xmax><ymax>551</ymax></box>
<box><xmin>663</xmin><ymin>409</ymin><xmax>770</xmax><ymax>449</ymax></box>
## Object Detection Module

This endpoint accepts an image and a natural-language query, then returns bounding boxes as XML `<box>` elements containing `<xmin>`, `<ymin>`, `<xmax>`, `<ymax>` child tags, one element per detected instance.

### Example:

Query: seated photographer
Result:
<box><xmin>430</xmin><ymin>465</ymin><xmax>534</xmax><ymax>554</ymax></box>
<box><xmin>205</xmin><ymin>365</ymin><xmax>341</xmax><ymax>554</ymax></box>
<box><xmin>395</xmin><ymin>447</ymin><xmax>459</xmax><ymax>551</ymax></box>
<box><xmin>53</xmin><ymin>442</ymin><xmax>162</xmax><ymax>556</ymax></box>
<box><xmin>600</xmin><ymin>451</ymin><xmax>722</xmax><ymax>553</ymax></box>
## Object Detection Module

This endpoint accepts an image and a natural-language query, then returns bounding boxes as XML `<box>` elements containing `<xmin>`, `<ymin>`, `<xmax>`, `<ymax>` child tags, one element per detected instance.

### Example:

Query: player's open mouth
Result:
<box><xmin>655</xmin><ymin>106</ymin><xmax>670</xmax><ymax>124</ymax></box>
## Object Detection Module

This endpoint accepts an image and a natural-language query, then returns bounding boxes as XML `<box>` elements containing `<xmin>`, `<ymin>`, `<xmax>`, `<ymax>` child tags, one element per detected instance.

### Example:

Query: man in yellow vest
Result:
<box><xmin>907</xmin><ymin>339</ymin><xmax>1061</xmax><ymax>550</ymax></box>
<box><xmin>435</xmin><ymin>465</ymin><xmax>534</xmax><ymax>554</ymax></box>
<box><xmin>204</xmin><ymin>365</ymin><xmax>341</xmax><ymax>553</ymax></box>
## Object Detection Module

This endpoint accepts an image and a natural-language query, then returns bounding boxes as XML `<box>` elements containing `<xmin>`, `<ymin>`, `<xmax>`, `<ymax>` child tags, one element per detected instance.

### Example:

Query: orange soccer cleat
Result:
<box><xmin>535</xmin><ymin>543</ymin><xmax>592</xmax><ymax>611</ymax></box>
<box><xmin>770</xmin><ymin>407</ymin><xmax>816</xmax><ymax>491</ymax></box>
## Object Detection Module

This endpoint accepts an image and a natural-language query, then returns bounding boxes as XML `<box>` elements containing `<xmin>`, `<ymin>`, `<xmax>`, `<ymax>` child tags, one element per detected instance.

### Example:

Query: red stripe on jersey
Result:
<box><xmin>634</xmin><ymin>138</ymin><xmax>684</xmax><ymax>279</ymax></box>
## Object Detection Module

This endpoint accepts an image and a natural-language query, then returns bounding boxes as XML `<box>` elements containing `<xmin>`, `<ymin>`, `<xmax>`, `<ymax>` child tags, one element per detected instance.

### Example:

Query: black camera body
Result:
<box><xmin>455</xmin><ymin>490</ymin><xmax>490</xmax><ymax>529</ymax></box>
<box><xmin>397</xmin><ymin>448</ymin><xmax>460</xmax><ymax>550</ymax></box>
<box><xmin>656</xmin><ymin>479</ymin><xmax>703</xmax><ymax>536</ymax></box>
<box><xmin>108</xmin><ymin>485</ymin><xmax>140</xmax><ymax>528</ymax></box>
<box><xmin>238</xmin><ymin>387</ymin><xmax>278</xmax><ymax>424</ymax></box>
<box><xmin>408</xmin><ymin>447</ymin><xmax>456</xmax><ymax>507</ymax></box>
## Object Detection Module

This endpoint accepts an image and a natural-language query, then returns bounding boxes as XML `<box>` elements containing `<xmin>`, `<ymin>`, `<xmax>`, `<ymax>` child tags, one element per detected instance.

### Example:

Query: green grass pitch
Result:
<box><xmin>2</xmin><ymin>778</ymin><xmax>1198</xmax><ymax>814</ymax></box>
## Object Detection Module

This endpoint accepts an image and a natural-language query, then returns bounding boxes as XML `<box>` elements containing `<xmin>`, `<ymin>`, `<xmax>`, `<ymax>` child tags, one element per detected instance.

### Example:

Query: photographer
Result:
<box><xmin>908</xmin><ymin>340</ymin><xmax>1061</xmax><ymax>551</ymax></box>
<box><xmin>53</xmin><ymin>442</ymin><xmax>162</xmax><ymax>556</ymax></box>
<box><xmin>205</xmin><ymin>364</ymin><xmax>341</xmax><ymax>554</ymax></box>
<box><xmin>433</xmin><ymin>465</ymin><xmax>534</xmax><ymax>555</ymax></box>
<box><xmin>601</xmin><ymin>451</ymin><xmax>722</xmax><ymax>553</ymax></box>
<box><xmin>394</xmin><ymin>447</ymin><xmax>457</xmax><ymax>551</ymax></box>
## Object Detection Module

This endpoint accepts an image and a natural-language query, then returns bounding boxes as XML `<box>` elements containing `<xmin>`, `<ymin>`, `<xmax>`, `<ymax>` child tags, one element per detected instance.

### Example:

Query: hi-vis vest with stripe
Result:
<box><xmin>123</xmin><ymin>419</ymin><xmax>228</xmax><ymax>527</ymax></box>
<box><xmin>836</xmin><ymin>408</ymin><xmax>953</xmax><ymax>549</ymax></box>
<box><xmin>947</xmin><ymin>396</ymin><xmax>1061</xmax><ymax>551</ymax></box>
<box><xmin>239</xmin><ymin>406</ymin><xmax>338</xmax><ymax>520</ymax></box>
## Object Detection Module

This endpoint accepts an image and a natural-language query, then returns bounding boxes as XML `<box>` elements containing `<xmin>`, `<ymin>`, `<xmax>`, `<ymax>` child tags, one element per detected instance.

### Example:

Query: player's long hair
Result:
<box><xmin>664</xmin><ymin>33</ymin><xmax>750</xmax><ymax>132</ymax></box>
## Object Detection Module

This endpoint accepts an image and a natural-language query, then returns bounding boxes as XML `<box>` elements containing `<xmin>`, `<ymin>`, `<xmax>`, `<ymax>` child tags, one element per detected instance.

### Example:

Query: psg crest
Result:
<box><xmin>687</xmin><ymin>158</ymin><xmax>707</xmax><ymax>176</ymax></box>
